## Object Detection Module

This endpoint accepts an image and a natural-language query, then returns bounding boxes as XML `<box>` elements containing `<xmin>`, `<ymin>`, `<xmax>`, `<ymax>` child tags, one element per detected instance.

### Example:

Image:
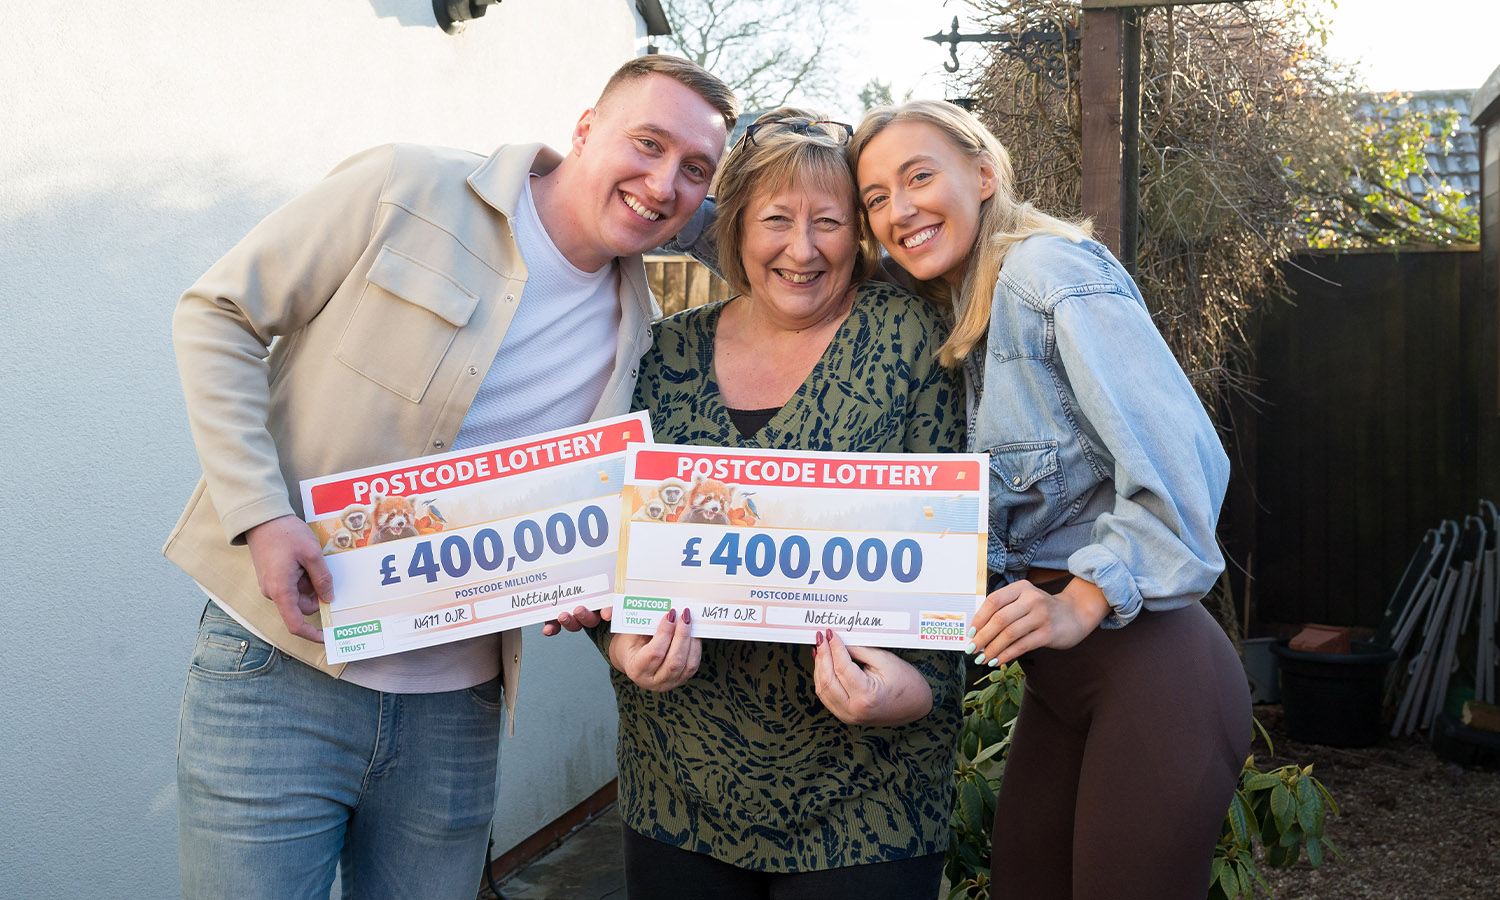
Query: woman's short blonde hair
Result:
<box><xmin>709</xmin><ymin>108</ymin><xmax>880</xmax><ymax>297</ymax></box>
<box><xmin>850</xmin><ymin>100</ymin><xmax>1091</xmax><ymax>367</ymax></box>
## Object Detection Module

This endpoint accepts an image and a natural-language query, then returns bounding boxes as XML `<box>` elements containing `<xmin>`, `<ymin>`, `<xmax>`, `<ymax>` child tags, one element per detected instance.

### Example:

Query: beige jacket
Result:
<box><xmin>164</xmin><ymin>142</ymin><xmax>658</xmax><ymax>727</ymax></box>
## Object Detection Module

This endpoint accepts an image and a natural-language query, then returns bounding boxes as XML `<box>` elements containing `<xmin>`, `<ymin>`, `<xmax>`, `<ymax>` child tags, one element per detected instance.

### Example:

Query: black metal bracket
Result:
<box><xmin>924</xmin><ymin>16</ymin><xmax>1080</xmax><ymax>90</ymax></box>
<box><xmin>434</xmin><ymin>0</ymin><xmax>502</xmax><ymax>34</ymax></box>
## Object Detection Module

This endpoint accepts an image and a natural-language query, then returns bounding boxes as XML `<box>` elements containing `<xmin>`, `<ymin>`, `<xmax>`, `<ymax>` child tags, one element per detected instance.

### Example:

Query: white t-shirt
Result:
<box><xmin>212</xmin><ymin>176</ymin><xmax>623</xmax><ymax>694</ymax></box>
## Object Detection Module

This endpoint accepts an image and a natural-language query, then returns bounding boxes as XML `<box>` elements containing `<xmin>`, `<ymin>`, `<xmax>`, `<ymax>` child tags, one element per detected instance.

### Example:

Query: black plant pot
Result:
<box><xmin>1270</xmin><ymin>640</ymin><xmax>1398</xmax><ymax>748</ymax></box>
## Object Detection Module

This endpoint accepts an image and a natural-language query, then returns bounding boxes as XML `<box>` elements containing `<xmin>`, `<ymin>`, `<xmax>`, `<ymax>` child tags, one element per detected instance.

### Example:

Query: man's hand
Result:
<box><xmin>608</xmin><ymin>608</ymin><xmax>700</xmax><ymax>692</ymax></box>
<box><xmin>541</xmin><ymin>605</ymin><xmax>612</xmax><ymax>637</ymax></box>
<box><xmin>967</xmin><ymin>577</ymin><xmax>1109</xmax><ymax>667</ymax></box>
<box><xmin>244</xmin><ymin>515</ymin><xmax>333</xmax><ymax>642</ymax></box>
<box><xmin>811</xmin><ymin>630</ymin><xmax>933</xmax><ymax>727</ymax></box>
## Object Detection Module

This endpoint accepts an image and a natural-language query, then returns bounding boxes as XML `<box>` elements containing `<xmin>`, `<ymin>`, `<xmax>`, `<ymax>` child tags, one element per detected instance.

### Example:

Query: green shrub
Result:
<box><xmin>1209</xmin><ymin>720</ymin><xmax>1343</xmax><ymax>900</ymax></box>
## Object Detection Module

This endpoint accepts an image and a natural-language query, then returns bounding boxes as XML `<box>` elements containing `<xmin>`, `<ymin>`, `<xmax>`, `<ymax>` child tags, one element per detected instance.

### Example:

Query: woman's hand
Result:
<box><xmin>608</xmin><ymin>608</ymin><xmax>701</xmax><ymax>692</ymax></box>
<box><xmin>811</xmin><ymin>629</ymin><xmax>934</xmax><ymax>727</ymax></box>
<box><xmin>967</xmin><ymin>577</ymin><xmax>1110</xmax><ymax>667</ymax></box>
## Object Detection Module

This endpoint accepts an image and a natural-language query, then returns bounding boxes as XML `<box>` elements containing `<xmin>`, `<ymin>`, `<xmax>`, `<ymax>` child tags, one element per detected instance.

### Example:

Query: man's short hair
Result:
<box><xmin>598</xmin><ymin>55</ymin><xmax>738</xmax><ymax>133</ymax></box>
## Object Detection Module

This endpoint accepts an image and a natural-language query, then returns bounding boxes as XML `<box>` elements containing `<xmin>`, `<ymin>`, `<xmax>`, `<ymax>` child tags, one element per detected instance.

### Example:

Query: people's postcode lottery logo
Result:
<box><xmin>920</xmin><ymin>613</ymin><xmax>967</xmax><ymax>642</ymax></box>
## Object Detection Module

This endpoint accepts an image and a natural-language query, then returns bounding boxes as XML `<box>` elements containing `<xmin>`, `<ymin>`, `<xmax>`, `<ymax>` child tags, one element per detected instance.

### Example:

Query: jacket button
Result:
<box><xmin>434</xmin><ymin>440</ymin><xmax>445</xmax><ymax>449</ymax></box>
<box><xmin>468</xmin><ymin>366</ymin><xmax>478</xmax><ymax>376</ymax></box>
<box><xmin>631</xmin><ymin>368</ymin><xmax>638</xmax><ymax>378</ymax></box>
<box><xmin>1011</xmin><ymin>476</ymin><xmax>1022</xmax><ymax>487</ymax></box>
<box><xmin>505</xmin><ymin>294</ymin><xmax>515</xmax><ymax>303</ymax></box>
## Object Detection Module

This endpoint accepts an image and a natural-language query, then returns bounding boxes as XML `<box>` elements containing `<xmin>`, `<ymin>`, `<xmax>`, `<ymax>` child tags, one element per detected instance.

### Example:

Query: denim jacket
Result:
<box><xmin>971</xmin><ymin>235</ymin><xmax>1229</xmax><ymax>627</ymax></box>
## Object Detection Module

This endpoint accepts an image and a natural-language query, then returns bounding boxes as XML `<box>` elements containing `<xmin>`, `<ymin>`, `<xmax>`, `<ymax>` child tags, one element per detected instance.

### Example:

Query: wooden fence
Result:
<box><xmin>1225</xmin><ymin>249</ymin><xmax>1498</xmax><ymax>630</ymax></box>
<box><xmin>644</xmin><ymin>254</ymin><xmax>730</xmax><ymax>316</ymax></box>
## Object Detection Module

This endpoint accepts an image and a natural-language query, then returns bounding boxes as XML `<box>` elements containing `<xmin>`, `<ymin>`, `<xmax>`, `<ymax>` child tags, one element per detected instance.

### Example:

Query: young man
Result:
<box><xmin>164</xmin><ymin>56</ymin><xmax>735</xmax><ymax>899</ymax></box>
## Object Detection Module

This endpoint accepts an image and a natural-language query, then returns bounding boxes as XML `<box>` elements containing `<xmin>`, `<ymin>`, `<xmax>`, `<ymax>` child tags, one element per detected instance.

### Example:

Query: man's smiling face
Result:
<box><xmin>564</xmin><ymin>73</ymin><xmax>727</xmax><ymax>270</ymax></box>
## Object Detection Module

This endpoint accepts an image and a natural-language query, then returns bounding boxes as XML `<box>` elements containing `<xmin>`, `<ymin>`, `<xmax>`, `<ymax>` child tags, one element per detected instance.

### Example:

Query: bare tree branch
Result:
<box><xmin>659</xmin><ymin>0</ymin><xmax>853</xmax><ymax>111</ymax></box>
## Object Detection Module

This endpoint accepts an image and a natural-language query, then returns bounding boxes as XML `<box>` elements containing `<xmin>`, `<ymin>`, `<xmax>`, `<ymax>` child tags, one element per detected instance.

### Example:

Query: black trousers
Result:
<box><xmin>622</xmin><ymin>826</ymin><xmax>946</xmax><ymax>900</ymax></box>
<box><xmin>991</xmin><ymin>601</ymin><xmax>1252</xmax><ymax>900</ymax></box>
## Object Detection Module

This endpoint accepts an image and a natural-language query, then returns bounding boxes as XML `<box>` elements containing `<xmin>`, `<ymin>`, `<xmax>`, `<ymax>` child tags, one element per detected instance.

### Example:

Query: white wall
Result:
<box><xmin>0</xmin><ymin>2</ymin><xmax>644</xmax><ymax>895</ymax></box>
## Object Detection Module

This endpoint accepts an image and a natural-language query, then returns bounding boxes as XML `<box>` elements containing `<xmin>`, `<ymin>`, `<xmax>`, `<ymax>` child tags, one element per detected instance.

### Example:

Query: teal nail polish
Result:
<box><xmin>988</xmin><ymin>657</ymin><xmax>1000</xmax><ymax>668</ymax></box>
<box><xmin>963</xmin><ymin>641</ymin><xmax>975</xmax><ymax>654</ymax></box>
<box><xmin>966</xmin><ymin>626</ymin><xmax>975</xmax><ymax>638</ymax></box>
<box><xmin>974</xmin><ymin>653</ymin><xmax>986</xmax><ymax>665</ymax></box>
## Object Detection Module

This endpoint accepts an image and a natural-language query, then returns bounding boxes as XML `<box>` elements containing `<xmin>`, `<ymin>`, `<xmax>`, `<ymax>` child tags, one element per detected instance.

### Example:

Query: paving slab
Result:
<box><xmin>484</xmin><ymin>805</ymin><xmax>626</xmax><ymax>900</ymax></box>
<box><xmin>480</xmin><ymin>801</ymin><xmax>951</xmax><ymax>899</ymax></box>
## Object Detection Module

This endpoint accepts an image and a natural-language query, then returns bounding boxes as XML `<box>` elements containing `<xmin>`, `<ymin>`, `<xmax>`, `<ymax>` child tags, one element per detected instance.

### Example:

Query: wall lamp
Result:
<box><xmin>434</xmin><ymin>0</ymin><xmax>502</xmax><ymax>34</ymax></box>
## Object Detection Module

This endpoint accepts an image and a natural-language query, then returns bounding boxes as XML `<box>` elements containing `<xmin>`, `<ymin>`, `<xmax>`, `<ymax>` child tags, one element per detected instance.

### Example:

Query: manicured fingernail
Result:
<box><xmin>816</xmin><ymin>631</ymin><xmax>825</xmax><ymax>647</ymax></box>
<box><xmin>966</xmin><ymin>626</ymin><xmax>976</xmax><ymax>638</ymax></box>
<box><xmin>683</xmin><ymin>608</ymin><xmax>692</xmax><ymax>624</ymax></box>
<box><xmin>974</xmin><ymin>653</ymin><xmax>986</xmax><ymax>665</ymax></box>
<box><xmin>667</xmin><ymin>609</ymin><xmax>677</xmax><ymax>623</ymax></box>
<box><xmin>963</xmin><ymin>641</ymin><xmax>975</xmax><ymax>654</ymax></box>
<box><xmin>988</xmin><ymin>657</ymin><xmax>1000</xmax><ymax>668</ymax></box>
<box><xmin>825</xmin><ymin>629</ymin><xmax>834</xmax><ymax>642</ymax></box>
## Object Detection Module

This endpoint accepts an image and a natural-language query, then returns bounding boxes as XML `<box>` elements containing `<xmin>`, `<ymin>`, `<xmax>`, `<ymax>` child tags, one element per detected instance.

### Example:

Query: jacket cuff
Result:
<box><xmin>1067</xmin><ymin>546</ymin><xmax>1144</xmax><ymax>629</ymax></box>
<box><xmin>219</xmin><ymin>495</ymin><xmax>300</xmax><ymax>546</ymax></box>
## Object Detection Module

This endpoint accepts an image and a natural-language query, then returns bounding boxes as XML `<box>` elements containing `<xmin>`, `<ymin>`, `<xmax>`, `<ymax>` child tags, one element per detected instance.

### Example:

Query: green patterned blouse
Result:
<box><xmin>600</xmin><ymin>281</ymin><xmax>967</xmax><ymax>872</ymax></box>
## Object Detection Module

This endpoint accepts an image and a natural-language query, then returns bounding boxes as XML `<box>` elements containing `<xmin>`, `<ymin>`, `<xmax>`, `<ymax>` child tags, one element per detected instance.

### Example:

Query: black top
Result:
<box><xmin>725</xmin><ymin>405</ymin><xmax>782</xmax><ymax>438</ymax></box>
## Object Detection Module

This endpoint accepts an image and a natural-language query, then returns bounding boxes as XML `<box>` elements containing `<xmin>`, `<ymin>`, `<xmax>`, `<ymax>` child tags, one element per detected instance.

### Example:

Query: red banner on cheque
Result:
<box><xmin>630</xmin><ymin>447</ymin><xmax>981</xmax><ymax>492</ymax></box>
<box><xmin>308</xmin><ymin>418</ymin><xmax>648</xmax><ymax>515</ymax></box>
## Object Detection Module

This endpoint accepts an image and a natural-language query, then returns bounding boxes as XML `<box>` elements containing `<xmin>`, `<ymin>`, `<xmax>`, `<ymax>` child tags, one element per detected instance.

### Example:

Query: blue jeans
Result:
<box><xmin>177</xmin><ymin>602</ymin><xmax>502</xmax><ymax>900</ymax></box>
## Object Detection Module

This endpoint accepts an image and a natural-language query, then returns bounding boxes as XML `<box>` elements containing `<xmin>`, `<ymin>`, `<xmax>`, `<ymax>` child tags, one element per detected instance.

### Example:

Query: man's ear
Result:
<box><xmin>571</xmin><ymin>108</ymin><xmax>596</xmax><ymax>157</ymax></box>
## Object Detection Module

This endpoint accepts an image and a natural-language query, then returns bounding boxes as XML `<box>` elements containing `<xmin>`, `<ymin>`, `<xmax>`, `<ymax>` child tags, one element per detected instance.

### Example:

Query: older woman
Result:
<box><xmin>589</xmin><ymin>110</ymin><xmax>966</xmax><ymax>899</ymax></box>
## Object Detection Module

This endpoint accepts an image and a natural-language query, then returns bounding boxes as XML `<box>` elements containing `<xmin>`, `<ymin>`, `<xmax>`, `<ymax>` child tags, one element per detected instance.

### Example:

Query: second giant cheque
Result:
<box><xmin>612</xmin><ymin>444</ymin><xmax>989</xmax><ymax>651</ymax></box>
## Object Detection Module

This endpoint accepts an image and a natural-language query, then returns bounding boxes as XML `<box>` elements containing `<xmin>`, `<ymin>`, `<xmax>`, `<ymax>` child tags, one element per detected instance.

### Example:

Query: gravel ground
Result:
<box><xmin>1251</xmin><ymin>705</ymin><xmax>1500</xmax><ymax>900</ymax></box>
<box><xmin>482</xmin><ymin>704</ymin><xmax>1499</xmax><ymax>900</ymax></box>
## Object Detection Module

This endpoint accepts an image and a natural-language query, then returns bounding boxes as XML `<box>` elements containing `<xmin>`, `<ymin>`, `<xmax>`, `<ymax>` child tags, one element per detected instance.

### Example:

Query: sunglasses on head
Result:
<box><xmin>739</xmin><ymin>119</ymin><xmax>854</xmax><ymax>148</ymax></box>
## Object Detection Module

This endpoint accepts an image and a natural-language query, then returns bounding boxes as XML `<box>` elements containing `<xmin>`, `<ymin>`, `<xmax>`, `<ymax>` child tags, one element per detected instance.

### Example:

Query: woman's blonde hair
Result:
<box><xmin>710</xmin><ymin>108</ymin><xmax>880</xmax><ymax>297</ymax></box>
<box><xmin>849</xmin><ymin>100</ymin><xmax>1091</xmax><ymax>367</ymax></box>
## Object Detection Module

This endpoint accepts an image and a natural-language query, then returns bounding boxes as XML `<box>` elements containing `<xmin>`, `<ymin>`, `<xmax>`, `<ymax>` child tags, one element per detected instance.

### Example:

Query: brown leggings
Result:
<box><xmin>990</xmin><ymin>601</ymin><xmax>1251</xmax><ymax>900</ymax></box>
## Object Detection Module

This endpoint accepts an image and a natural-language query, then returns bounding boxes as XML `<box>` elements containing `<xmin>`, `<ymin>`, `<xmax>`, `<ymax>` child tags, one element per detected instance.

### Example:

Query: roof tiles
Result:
<box><xmin>1358</xmin><ymin>89</ymin><xmax>1481</xmax><ymax>202</ymax></box>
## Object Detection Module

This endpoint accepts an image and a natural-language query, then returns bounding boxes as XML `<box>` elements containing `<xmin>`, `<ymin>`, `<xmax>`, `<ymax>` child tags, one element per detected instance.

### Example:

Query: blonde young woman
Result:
<box><xmin>850</xmin><ymin>100</ymin><xmax>1251</xmax><ymax>900</ymax></box>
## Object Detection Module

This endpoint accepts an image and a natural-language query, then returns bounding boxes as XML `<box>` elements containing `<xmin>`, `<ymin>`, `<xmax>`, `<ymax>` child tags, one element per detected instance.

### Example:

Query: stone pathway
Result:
<box><xmin>480</xmin><ymin>802</ymin><xmax>952</xmax><ymax>900</ymax></box>
<box><xmin>480</xmin><ymin>805</ymin><xmax>626</xmax><ymax>900</ymax></box>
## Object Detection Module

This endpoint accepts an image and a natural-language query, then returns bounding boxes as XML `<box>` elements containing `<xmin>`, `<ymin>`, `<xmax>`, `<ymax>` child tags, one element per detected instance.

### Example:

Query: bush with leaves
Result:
<box><xmin>946</xmin><ymin>666</ymin><xmax>1339</xmax><ymax>900</ymax></box>
<box><xmin>1210</xmin><ymin>719</ymin><xmax>1342</xmax><ymax>900</ymax></box>
<box><xmin>1299</xmin><ymin>93</ymin><xmax>1478</xmax><ymax>248</ymax></box>
<box><xmin>945</xmin><ymin>662</ymin><xmax>1024</xmax><ymax>897</ymax></box>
